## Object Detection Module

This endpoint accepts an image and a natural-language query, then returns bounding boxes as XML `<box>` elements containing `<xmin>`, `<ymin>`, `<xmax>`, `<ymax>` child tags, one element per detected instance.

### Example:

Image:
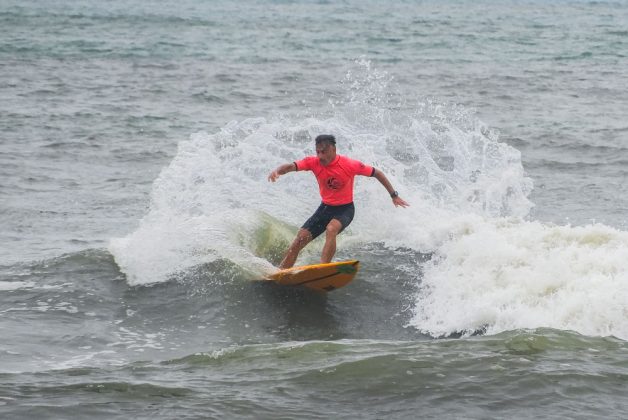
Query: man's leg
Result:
<box><xmin>279</xmin><ymin>228</ymin><xmax>313</xmax><ymax>269</ymax></box>
<box><xmin>320</xmin><ymin>219</ymin><xmax>343</xmax><ymax>263</ymax></box>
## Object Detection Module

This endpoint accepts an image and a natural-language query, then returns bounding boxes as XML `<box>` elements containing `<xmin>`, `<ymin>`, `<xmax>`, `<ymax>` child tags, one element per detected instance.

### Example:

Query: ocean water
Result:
<box><xmin>2</xmin><ymin>0</ymin><xmax>628</xmax><ymax>418</ymax></box>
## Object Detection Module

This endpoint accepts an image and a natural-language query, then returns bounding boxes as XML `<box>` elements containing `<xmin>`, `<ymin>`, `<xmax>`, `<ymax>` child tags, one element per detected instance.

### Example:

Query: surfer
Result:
<box><xmin>268</xmin><ymin>134</ymin><xmax>409</xmax><ymax>268</ymax></box>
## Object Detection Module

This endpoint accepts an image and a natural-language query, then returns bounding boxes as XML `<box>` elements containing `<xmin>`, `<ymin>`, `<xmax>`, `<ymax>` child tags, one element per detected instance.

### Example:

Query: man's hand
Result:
<box><xmin>268</xmin><ymin>170</ymin><xmax>280</xmax><ymax>182</ymax></box>
<box><xmin>393</xmin><ymin>196</ymin><xmax>409</xmax><ymax>208</ymax></box>
<box><xmin>268</xmin><ymin>163</ymin><xmax>297</xmax><ymax>182</ymax></box>
<box><xmin>372</xmin><ymin>169</ymin><xmax>410</xmax><ymax>208</ymax></box>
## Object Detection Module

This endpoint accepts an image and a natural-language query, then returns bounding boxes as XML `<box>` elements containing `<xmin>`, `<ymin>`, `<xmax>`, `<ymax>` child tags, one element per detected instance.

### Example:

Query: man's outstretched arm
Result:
<box><xmin>372</xmin><ymin>168</ymin><xmax>410</xmax><ymax>208</ymax></box>
<box><xmin>268</xmin><ymin>162</ymin><xmax>297</xmax><ymax>182</ymax></box>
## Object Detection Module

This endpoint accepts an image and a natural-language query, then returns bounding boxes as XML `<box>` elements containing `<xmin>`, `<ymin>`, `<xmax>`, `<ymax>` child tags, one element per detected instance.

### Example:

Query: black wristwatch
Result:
<box><xmin>390</xmin><ymin>190</ymin><xmax>399</xmax><ymax>199</ymax></box>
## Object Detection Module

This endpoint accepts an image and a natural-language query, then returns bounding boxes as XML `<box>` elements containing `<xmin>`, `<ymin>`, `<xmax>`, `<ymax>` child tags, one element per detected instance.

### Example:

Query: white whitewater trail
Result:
<box><xmin>109</xmin><ymin>61</ymin><xmax>628</xmax><ymax>340</ymax></box>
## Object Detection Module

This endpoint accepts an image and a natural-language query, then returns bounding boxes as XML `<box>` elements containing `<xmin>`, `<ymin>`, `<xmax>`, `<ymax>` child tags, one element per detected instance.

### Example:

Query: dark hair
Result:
<box><xmin>315</xmin><ymin>134</ymin><xmax>336</xmax><ymax>146</ymax></box>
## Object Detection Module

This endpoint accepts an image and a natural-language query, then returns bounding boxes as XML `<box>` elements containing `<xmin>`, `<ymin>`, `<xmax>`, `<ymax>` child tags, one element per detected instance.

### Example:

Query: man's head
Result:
<box><xmin>315</xmin><ymin>134</ymin><xmax>336</xmax><ymax>166</ymax></box>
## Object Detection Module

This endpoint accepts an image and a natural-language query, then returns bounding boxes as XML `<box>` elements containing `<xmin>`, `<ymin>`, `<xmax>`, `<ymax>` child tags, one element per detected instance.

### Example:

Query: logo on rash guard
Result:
<box><xmin>326</xmin><ymin>177</ymin><xmax>343</xmax><ymax>190</ymax></box>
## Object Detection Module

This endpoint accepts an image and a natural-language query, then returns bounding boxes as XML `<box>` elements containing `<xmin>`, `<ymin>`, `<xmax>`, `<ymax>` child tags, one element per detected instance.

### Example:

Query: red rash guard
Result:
<box><xmin>294</xmin><ymin>155</ymin><xmax>375</xmax><ymax>205</ymax></box>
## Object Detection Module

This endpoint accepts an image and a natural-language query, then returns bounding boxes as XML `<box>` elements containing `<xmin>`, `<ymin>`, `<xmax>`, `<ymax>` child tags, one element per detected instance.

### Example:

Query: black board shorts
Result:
<box><xmin>302</xmin><ymin>202</ymin><xmax>355</xmax><ymax>240</ymax></box>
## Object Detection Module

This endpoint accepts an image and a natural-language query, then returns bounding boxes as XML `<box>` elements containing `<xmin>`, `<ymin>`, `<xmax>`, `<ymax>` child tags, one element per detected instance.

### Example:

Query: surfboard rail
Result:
<box><xmin>264</xmin><ymin>260</ymin><xmax>360</xmax><ymax>292</ymax></box>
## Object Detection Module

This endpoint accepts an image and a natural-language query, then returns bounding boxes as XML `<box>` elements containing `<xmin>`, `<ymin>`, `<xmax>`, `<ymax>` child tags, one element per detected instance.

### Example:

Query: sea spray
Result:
<box><xmin>110</xmin><ymin>60</ymin><xmax>533</xmax><ymax>286</ymax></box>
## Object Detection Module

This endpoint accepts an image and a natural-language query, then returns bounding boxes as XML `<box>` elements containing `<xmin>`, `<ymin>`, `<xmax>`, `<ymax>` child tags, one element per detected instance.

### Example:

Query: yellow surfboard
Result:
<box><xmin>265</xmin><ymin>260</ymin><xmax>360</xmax><ymax>292</ymax></box>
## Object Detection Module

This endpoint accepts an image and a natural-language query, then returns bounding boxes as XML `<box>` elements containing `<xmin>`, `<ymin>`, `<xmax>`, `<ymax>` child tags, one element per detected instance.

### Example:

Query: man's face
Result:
<box><xmin>316</xmin><ymin>143</ymin><xmax>336</xmax><ymax>166</ymax></box>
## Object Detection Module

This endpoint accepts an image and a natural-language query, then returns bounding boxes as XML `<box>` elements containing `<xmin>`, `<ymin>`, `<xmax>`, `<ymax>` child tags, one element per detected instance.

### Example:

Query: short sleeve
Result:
<box><xmin>294</xmin><ymin>156</ymin><xmax>317</xmax><ymax>171</ymax></box>
<box><xmin>347</xmin><ymin>157</ymin><xmax>374</xmax><ymax>176</ymax></box>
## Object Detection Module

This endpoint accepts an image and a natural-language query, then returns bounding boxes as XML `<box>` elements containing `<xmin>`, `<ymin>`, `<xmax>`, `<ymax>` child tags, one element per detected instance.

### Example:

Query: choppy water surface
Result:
<box><xmin>2</xmin><ymin>0</ymin><xmax>628</xmax><ymax>418</ymax></box>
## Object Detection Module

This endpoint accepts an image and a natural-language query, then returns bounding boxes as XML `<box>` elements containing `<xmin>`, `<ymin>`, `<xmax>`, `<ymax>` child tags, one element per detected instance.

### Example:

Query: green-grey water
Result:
<box><xmin>2</xmin><ymin>0</ymin><xmax>628</xmax><ymax>418</ymax></box>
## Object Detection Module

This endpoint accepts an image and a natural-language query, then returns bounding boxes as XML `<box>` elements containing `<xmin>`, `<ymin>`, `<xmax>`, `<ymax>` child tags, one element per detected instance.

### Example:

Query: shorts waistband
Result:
<box><xmin>321</xmin><ymin>201</ymin><xmax>354</xmax><ymax>208</ymax></box>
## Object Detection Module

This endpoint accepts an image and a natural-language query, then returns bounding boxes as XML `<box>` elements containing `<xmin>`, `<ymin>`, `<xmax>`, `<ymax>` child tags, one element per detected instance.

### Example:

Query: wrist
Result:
<box><xmin>390</xmin><ymin>190</ymin><xmax>399</xmax><ymax>199</ymax></box>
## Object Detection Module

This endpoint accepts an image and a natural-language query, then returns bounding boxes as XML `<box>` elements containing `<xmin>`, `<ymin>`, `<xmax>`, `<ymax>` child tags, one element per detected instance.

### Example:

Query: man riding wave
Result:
<box><xmin>268</xmin><ymin>134</ymin><xmax>409</xmax><ymax>269</ymax></box>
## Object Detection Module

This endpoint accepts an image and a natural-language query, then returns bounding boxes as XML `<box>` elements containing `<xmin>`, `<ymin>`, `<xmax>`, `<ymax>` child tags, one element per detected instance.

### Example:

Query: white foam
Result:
<box><xmin>108</xmin><ymin>62</ymin><xmax>628</xmax><ymax>340</ymax></box>
<box><xmin>0</xmin><ymin>281</ymin><xmax>70</xmax><ymax>292</ymax></box>
<box><xmin>109</xmin><ymin>62</ymin><xmax>531</xmax><ymax>286</ymax></box>
<box><xmin>410</xmin><ymin>217</ymin><xmax>628</xmax><ymax>340</ymax></box>
<box><xmin>0</xmin><ymin>281</ymin><xmax>36</xmax><ymax>291</ymax></box>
